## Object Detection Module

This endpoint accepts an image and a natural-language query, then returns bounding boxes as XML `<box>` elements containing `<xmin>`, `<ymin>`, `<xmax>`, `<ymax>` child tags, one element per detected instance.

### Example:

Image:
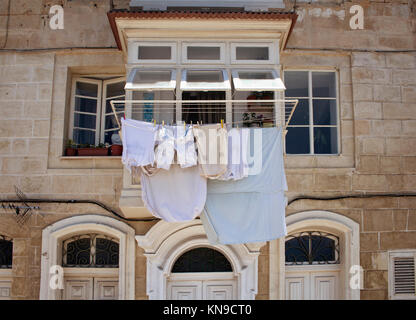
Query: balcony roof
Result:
<box><xmin>107</xmin><ymin>10</ymin><xmax>297</xmax><ymax>52</ymax></box>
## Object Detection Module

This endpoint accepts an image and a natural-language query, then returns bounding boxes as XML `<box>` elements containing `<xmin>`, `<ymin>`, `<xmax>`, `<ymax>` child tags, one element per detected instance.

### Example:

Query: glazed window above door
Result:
<box><xmin>69</xmin><ymin>77</ymin><xmax>125</xmax><ymax>146</ymax></box>
<box><xmin>0</xmin><ymin>235</ymin><xmax>12</xmax><ymax>269</ymax></box>
<box><xmin>284</xmin><ymin>70</ymin><xmax>339</xmax><ymax>155</ymax></box>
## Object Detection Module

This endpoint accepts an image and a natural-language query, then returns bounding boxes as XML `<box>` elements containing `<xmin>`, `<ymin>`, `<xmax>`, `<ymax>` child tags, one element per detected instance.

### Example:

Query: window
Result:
<box><xmin>285</xmin><ymin>231</ymin><xmax>340</xmax><ymax>265</ymax></box>
<box><xmin>70</xmin><ymin>77</ymin><xmax>125</xmax><ymax>146</ymax></box>
<box><xmin>62</xmin><ymin>234</ymin><xmax>119</xmax><ymax>268</ymax></box>
<box><xmin>0</xmin><ymin>236</ymin><xmax>12</xmax><ymax>269</ymax></box>
<box><xmin>180</xmin><ymin>69</ymin><xmax>229</xmax><ymax>124</ymax></box>
<box><xmin>172</xmin><ymin>248</ymin><xmax>232</xmax><ymax>273</ymax></box>
<box><xmin>128</xmin><ymin>42</ymin><xmax>177</xmax><ymax>64</ymax></box>
<box><xmin>284</xmin><ymin>70</ymin><xmax>338</xmax><ymax>155</ymax></box>
<box><xmin>231</xmin><ymin>42</ymin><xmax>276</xmax><ymax>64</ymax></box>
<box><xmin>232</xmin><ymin>69</ymin><xmax>285</xmax><ymax>91</ymax></box>
<box><xmin>389</xmin><ymin>250</ymin><xmax>416</xmax><ymax>300</ymax></box>
<box><xmin>182</xmin><ymin>43</ymin><xmax>225</xmax><ymax>63</ymax></box>
<box><xmin>125</xmin><ymin>68</ymin><xmax>177</xmax><ymax>91</ymax></box>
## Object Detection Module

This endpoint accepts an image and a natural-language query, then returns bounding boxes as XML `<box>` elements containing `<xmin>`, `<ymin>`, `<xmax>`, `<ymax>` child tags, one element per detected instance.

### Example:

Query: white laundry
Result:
<box><xmin>121</xmin><ymin>118</ymin><xmax>158</xmax><ymax>173</ymax></box>
<box><xmin>154</xmin><ymin>125</ymin><xmax>198</xmax><ymax>170</ymax></box>
<box><xmin>140</xmin><ymin>164</ymin><xmax>207</xmax><ymax>222</ymax></box>
<box><xmin>175</xmin><ymin>125</ymin><xmax>198</xmax><ymax>168</ymax></box>
<box><xmin>217</xmin><ymin>127</ymin><xmax>249</xmax><ymax>181</ymax></box>
<box><xmin>193</xmin><ymin>124</ymin><xmax>228</xmax><ymax>179</ymax></box>
<box><xmin>154</xmin><ymin>126</ymin><xmax>175</xmax><ymax>170</ymax></box>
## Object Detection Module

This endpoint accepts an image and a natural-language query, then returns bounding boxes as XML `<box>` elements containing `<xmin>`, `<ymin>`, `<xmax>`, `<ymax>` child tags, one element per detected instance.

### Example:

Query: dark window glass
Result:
<box><xmin>138</xmin><ymin>46</ymin><xmax>171</xmax><ymax>60</ymax></box>
<box><xmin>65</xmin><ymin>238</ymin><xmax>91</xmax><ymax>266</ymax></box>
<box><xmin>314</xmin><ymin>127</ymin><xmax>338</xmax><ymax>154</ymax></box>
<box><xmin>73</xmin><ymin>128</ymin><xmax>95</xmax><ymax>145</ymax></box>
<box><xmin>289</xmin><ymin>99</ymin><xmax>309</xmax><ymax>125</ymax></box>
<box><xmin>284</xmin><ymin>71</ymin><xmax>308</xmax><ymax>97</ymax></box>
<box><xmin>285</xmin><ymin>127</ymin><xmax>310</xmax><ymax>154</ymax></box>
<box><xmin>313</xmin><ymin>99</ymin><xmax>337</xmax><ymax>125</ymax></box>
<box><xmin>236</xmin><ymin>47</ymin><xmax>269</xmax><ymax>60</ymax></box>
<box><xmin>172</xmin><ymin>248</ymin><xmax>232</xmax><ymax>273</ymax></box>
<box><xmin>74</xmin><ymin>113</ymin><xmax>96</xmax><ymax>129</ymax></box>
<box><xmin>0</xmin><ymin>237</ymin><xmax>12</xmax><ymax>268</ymax></box>
<box><xmin>74</xmin><ymin>97</ymin><xmax>97</xmax><ymax>113</ymax></box>
<box><xmin>63</xmin><ymin>235</ymin><xmax>119</xmax><ymax>268</ymax></box>
<box><xmin>182</xmin><ymin>91</ymin><xmax>226</xmax><ymax>124</ymax></box>
<box><xmin>312</xmin><ymin>72</ymin><xmax>336</xmax><ymax>98</ymax></box>
<box><xmin>106</xmin><ymin>82</ymin><xmax>125</xmax><ymax>98</ymax></box>
<box><xmin>285</xmin><ymin>232</ymin><xmax>340</xmax><ymax>265</ymax></box>
<box><xmin>76</xmin><ymin>82</ymin><xmax>98</xmax><ymax>97</ymax></box>
<box><xmin>187</xmin><ymin>46</ymin><xmax>221</xmax><ymax>60</ymax></box>
<box><xmin>95</xmin><ymin>238</ymin><xmax>119</xmax><ymax>267</ymax></box>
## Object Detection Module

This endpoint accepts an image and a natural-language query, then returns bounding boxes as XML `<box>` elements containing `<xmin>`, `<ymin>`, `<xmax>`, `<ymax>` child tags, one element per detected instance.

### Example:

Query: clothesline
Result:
<box><xmin>110</xmin><ymin>99</ymin><xmax>298</xmax><ymax>130</ymax></box>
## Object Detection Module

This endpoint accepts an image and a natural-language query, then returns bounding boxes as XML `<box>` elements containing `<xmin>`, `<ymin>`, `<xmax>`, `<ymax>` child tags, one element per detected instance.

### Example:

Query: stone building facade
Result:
<box><xmin>0</xmin><ymin>0</ymin><xmax>415</xmax><ymax>300</ymax></box>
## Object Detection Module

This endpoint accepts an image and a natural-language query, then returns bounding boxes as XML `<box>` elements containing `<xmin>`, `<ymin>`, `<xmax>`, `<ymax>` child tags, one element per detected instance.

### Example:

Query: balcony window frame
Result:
<box><xmin>181</xmin><ymin>42</ymin><xmax>226</xmax><ymax>64</ymax></box>
<box><xmin>230</xmin><ymin>42</ymin><xmax>277</xmax><ymax>65</ymax></box>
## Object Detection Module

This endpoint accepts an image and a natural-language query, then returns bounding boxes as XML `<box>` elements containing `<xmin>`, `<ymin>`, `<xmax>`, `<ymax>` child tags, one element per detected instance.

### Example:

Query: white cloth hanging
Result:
<box><xmin>140</xmin><ymin>164</ymin><xmax>207</xmax><ymax>222</ymax></box>
<box><xmin>200</xmin><ymin>127</ymin><xmax>288</xmax><ymax>244</ymax></box>
<box><xmin>121</xmin><ymin>118</ymin><xmax>158</xmax><ymax>172</ymax></box>
<box><xmin>217</xmin><ymin>127</ymin><xmax>250</xmax><ymax>181</ymax></box>
<box><xmin>193</xmin><ymin>124</ymin><xmax>228</xmax><ymax>179</ymax></box>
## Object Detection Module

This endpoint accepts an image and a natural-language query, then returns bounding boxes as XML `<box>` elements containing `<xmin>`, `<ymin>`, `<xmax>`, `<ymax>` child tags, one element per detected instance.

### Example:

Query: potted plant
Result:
<box><xmin>77</xmin><ymin>143</ymin><xmax>109</xmax><ymax>156</ymax></box>
<box><xmin>65</xmin><ymin>139</ymin><xmax>78</xmax><ymax>156</ymax></box>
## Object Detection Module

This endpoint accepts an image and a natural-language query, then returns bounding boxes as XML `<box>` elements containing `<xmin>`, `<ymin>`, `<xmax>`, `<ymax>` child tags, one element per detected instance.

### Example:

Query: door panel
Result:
<box><xmin>285</xmin><ymin>275</ymin><xmax>308</xmax><ymax>300</ymax></box>
<box><xmin>311</xmin><ymin>273</ymin><xmax>338</xmax><ymax>300</ymax></box>
<box><xmin>285</xmin><ymin>270</ymin><xmax>340</xmax><ymax>300</ymax></box>
<box><xmin>64</xmin><ymin>279</ymin><xmax>93</xmax><ymax>300</ymax></box>
<box><xmin>94</xmin><ymin>278</ymin><xmax>119</xmax><ymax>300</ymax></box>
<box><xmin>167</xmin><ymin>281</ymin><xmax>203</xmax><ymax>300</ymax></box>
<box><xmin>0</xmin><ymin>280</ymin><xmax>11</xmax><ymax>300</ymax></box>
<box><xmin>203</xmin><ymin>281</ymin><xmax>236</xmax><ymax>300</ymax></box>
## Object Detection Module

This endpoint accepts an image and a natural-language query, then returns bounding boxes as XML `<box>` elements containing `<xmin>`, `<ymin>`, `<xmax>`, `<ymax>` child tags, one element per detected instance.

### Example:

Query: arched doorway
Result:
<box><xmin>40</xmin><ymin>215</ymin><xmax>136</xmax><ymax>300</ymax></box>
<box><xmin>136</xmin><ymin>220</ymin><xmax>265</xmax><ymax>300</ymax></box>
<box><xmin>270</xmin><ymin>210</ymin><xmax>360</xmax><ymax>300</ymax></box>
<box><xmin>167</xmin><ymin>247</ymin><xmax>237</xmax><ymax>300</ymax></box>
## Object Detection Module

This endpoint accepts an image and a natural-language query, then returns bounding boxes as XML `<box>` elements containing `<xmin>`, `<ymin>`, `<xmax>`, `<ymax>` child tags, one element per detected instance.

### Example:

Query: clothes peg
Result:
<box><xmin>184</xmin><ymin>121</ymin><xmax>186</xmax><ymax>130</ymax></box>
<box><xmin>162</xmin><ymin>120</ymin><xmax>165</xmax><ymax>126</ymax></box>
<box><xmin>153</xmin><ymin>119</ymin><xmax>156</xmax><ymax>127</ymax></box>
<box><xmin>221</xmin><ymin>119</ymin><xmax>224</xmax><ymax>129</ymax></box>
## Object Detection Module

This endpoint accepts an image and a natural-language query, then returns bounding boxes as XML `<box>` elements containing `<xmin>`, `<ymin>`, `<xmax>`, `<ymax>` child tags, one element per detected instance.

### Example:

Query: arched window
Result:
<box><xmin>0</xmin><ymin>235</ymin><xmax>13</xmax><ymax>269</ymax></box>
<box><xmin>285</xmin><ymin>231</ymin><xmax>340</xmax><ymax>265</ymax></box>
<box><xmin>172</xmin><ymin>247</ymin><xmax>232</xmax><ymax>273</ymax></box>
<box><xmin>62</xmin><ymin>234</ymin><xmax>119</xmax><ymax>268</ymax></box>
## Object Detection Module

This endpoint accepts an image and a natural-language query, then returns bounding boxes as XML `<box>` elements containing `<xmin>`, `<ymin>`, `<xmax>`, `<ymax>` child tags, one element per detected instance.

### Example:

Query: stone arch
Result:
<box><xmin>270</xmin><ymin>210</ymin><xmax>360</xmax><ymax>300</ymax></box>
<box><xmin>135</xmin><ymin>220</ymin><xmax>266</xmax><ymax>300</ymax></box>
<box><xmin>40</xmin><ymin>214</ymin><xmax>136</xmax><ymax>300</ymax></box>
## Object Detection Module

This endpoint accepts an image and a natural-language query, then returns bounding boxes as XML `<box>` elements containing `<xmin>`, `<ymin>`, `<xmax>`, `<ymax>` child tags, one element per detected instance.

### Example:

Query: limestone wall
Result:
<box><xmin>0</xmin><ymin>0</ymin><xmax>415</xmax><ymax>300</ymax></box>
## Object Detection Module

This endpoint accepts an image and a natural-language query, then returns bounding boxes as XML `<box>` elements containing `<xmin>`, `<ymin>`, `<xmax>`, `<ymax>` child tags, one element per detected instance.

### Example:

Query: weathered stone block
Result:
<box><xmin>380</xmin><ymin>231</ymin><xmax>416</xmax><ymax>250</ymax></box>
<box><xmin>360</xmin><ymin>232</ymin><xmax>379</xmax><ymax>251</ymax></box>
<box><xmin>363</xmin><ymin>210</ymin><xmax>393</xmax><ymax>231</ymax></box>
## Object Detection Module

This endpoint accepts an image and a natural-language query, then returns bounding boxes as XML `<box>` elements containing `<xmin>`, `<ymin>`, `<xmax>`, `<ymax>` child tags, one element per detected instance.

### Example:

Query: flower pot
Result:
<box><xmin>65</xmin><ymin>148</ymin><xmax>77</xmax><ymax>156</ymax></box>
<box><xmin>110</xmin><ymin>145</ymin><xmax>123</xmax><ymax>156</ymax></box>
<box><xmin>77</xmin><ymin>148</ymin><xmax>109</xmax><ymax>156</ymax></box>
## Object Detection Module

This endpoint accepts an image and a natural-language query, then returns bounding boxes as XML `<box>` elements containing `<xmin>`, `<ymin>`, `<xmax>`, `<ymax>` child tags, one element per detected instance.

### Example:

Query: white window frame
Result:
<box><xmin>283</xmin><ymin>69</ymin><xmax>340</xmax><ymax>155</ymax></box>
<box><xmin>388</xmin><ymin>250</ymin><xmax>416</xmax><ymax>300</ymax></box>
<box><xmin>69</xmin><ymin>76</ymin><xmax>125</xmax><ymax>146</ymax></box>
<box><xmin>125</xmin><ymin>68</ymin><xmax>177</xmax><ymax>91</ymax></box>
<box><xmin>231</xmin><ymin>42</ymin><xmax>277</xmax><ymax>65</ymax></box>
<box><xmin>181</xmin><ymin>42</ymin><xmax>226</xmax><ymax>64</ymax></box>
<box><xmin>232</xmin><ymin>69</ymin><xmax>285</xmax><ymax>91</ymax></box>
<box><xmin>128</xmin><ymin>41</ymin><xmax>177</xmax><ymax>64</ymax></box>
<box><xmin>180</xmin><ymin>69</ymin><xmax>231</xmax><ymax>91</ymax></box>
